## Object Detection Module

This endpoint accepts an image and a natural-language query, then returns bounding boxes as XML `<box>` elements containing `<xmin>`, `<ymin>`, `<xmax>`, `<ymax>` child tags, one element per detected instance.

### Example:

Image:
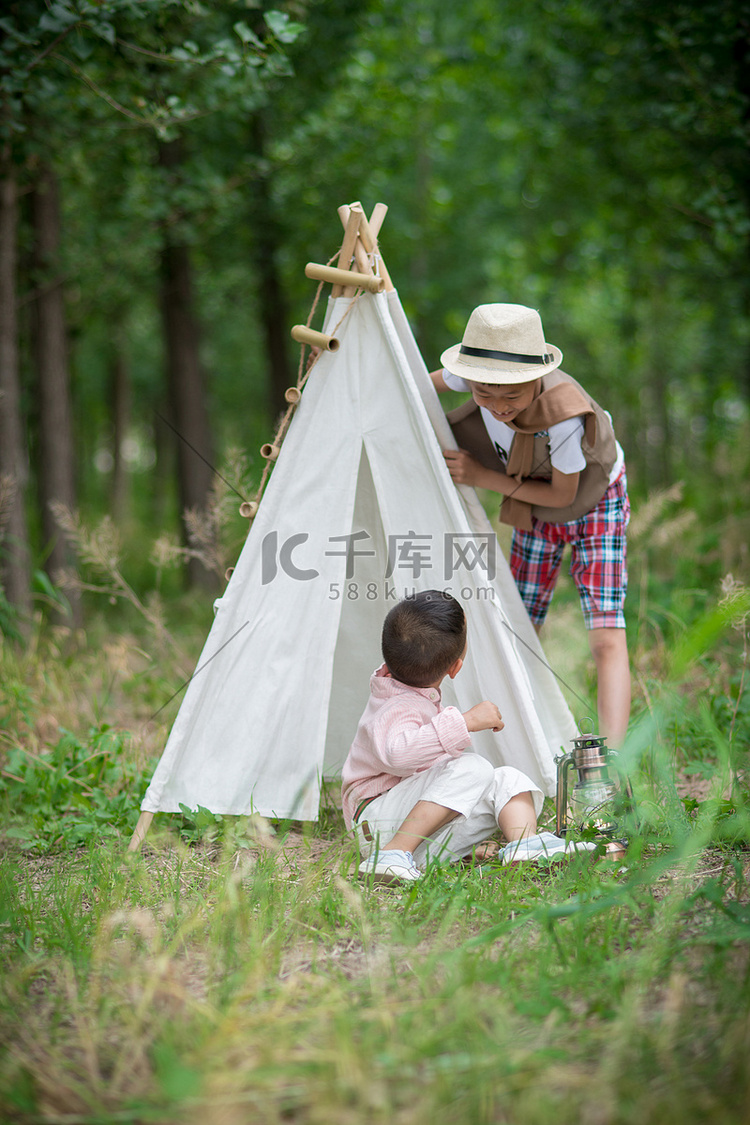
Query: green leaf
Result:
<box><xmin>233</xmin><ymin>21</ymin><xmax>262</xmax><ymax>48</ymax></box>
<box><xmin>38</xmin><ymin>4</ymin><xmax>79</xmax><ymax>32</ymax></box>
<box><xmin>669</xmin><ymin>593</ymin><xmax>750</xmax><ymax>679</ymax></box>
<box><xmin>5</xmin><ymin>827</ymin><xmax>34</xmax><ymax>841</ymax></box>
<box><xmin>31</xmin><ymin>569</ymin><xmax>70</xmax><ymax>615</ymax></box>
<box><xmin>264</xmin><ymin>10</ymin><xmax>304</xmax><ymax>45</ymax></box>
<box><xmin>71</xmin><ymin>36</ymin><xmax>93</xmax><ymax>61</ymax></box>
<box><xmin>93</xmin><ymin>22</ymin><xmax>115</xmax><ymax>46</ymax></box>
<box><xmin>153</xmin><ymin>1042</ymin><xmax>202</xmax><ymax>1101</ymax></box>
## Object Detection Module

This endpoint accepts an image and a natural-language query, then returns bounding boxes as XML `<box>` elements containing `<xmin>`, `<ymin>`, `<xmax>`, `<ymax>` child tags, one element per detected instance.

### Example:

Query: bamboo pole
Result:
<box><xmin>358</xmin><ymin>209</ymin><xmax>394</xmax><ymax>292</ymax></box>
<box><xmin>333</xmin><ymin>206</ymin><xmax>363</xmax><ymax>297</ymax></box>
<box><xmin>239</xmin><ymin>500</ymin><xmax>258</xmax><ymax>518</ymax></box>
<box><xmin>337</xmin><ymin>203</ymin><xmax>368</xmax><ymax>296</ymax></box>
<box><xmin>290</xmin><ymin>325</ymin><xmax>340</xmax><ymax>352</ymax></box>
<box><xmin>369</xmin><ymin>201</ymin><xmax>388</xmax><ymax>238</ymax></box>
<box><xmin>128</xmin><ymin>810</ymin><xmax>154</xmax><ymax>851</ymax></box>
<box><xmin>338</xmin><ymin>202</ymin><xmax>394</xmax><ymax>292</ymax></box>
<box><xmin>304</xmin><ymin>262</ymin><xmax>385</xmax><ymax>293</ymax></box>
<box><xmin>343</xmin><ymin>202</ymin><xmax>374</xmax><ymax>280</ymax></box>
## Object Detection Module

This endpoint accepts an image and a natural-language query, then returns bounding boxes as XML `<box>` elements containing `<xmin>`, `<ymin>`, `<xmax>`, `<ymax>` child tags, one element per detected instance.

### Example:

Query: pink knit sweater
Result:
<box><xmin>341</xmin><ymin>664</ymin><xmax>470</xmax><ymax>829</ymax></box>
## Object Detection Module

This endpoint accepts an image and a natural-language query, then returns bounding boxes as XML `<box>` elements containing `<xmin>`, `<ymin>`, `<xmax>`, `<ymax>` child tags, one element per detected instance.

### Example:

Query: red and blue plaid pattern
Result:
<box><xmin>509</xmin><ymin>470</ymin><xmax>630</xmax><ymax>630</ymax></box>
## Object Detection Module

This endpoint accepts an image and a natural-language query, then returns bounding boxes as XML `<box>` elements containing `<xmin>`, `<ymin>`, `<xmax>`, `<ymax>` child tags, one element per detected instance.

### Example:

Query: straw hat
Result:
<box><xmin>440</xmin><ymin>303</ymin><xmax>563</xmax><ymax>385</ymax></box>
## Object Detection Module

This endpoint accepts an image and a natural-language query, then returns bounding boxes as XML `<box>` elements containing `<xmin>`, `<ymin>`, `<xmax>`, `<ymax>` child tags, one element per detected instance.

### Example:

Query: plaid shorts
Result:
<box><xmin>509</xmin><ymin>470</ymin><xmax>630</xmax><ymax>630</ymax></box>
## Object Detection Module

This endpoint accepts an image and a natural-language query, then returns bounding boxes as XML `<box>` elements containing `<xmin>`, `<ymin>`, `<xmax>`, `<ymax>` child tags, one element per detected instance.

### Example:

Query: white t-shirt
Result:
<box><xmin>442</xmin><ymin>370</ymin><xmax>624</xmax><ymax>482</ymax></box>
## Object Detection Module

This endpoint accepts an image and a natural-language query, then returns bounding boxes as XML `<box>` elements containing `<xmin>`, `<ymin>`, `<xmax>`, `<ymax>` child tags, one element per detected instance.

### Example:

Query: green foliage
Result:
<box><xmin>0</xmin><ymin>725</ymin><xmax>149</xmax><ymax>851</ymax></box>
<box><xmin>0</xmin><ymin>586</ymin><xmax>23</xmax><ymax>643</ymax></box>
<box><xmin>0</xmin><ymin>564</ymin><xmax>747</xmax><ymax>1121</ymax></box>
<box><xmin>30</xmin><ymin>568</ymin><xmax>71</xmax><ymax>617</ymax></box>
<box><xmin>1</xmin><ymin>0</ymin><xmax>305</xmax><ymax>139</ymax></box>
<box><xmin>273</xmin><ymin>0</ymin><xmax>749</xmax><ymax>494</ymax></box>
<box><xmin>6</xmin><ymin>0</ymin><xmax>749</xmax><ymax>579</ymax></box>
<box><xmin>0</xmin><ymin>810</ymin><xmax>748</xmax><ymax>1121</ymax></box>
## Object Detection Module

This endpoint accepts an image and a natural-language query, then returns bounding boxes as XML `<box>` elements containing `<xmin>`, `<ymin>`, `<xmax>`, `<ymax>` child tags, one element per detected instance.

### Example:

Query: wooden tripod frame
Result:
<box><xmin>290</xmin><ymin>200</ymin><xmax>394</xmax><ymax>344</ymax></box>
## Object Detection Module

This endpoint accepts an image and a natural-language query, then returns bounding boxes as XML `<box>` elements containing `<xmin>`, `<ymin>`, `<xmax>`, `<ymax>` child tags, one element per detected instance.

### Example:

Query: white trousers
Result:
<box><xmin>354</xmin><ymin>754</ymin><xmax>544</xmax><ymax>867</ymax></box>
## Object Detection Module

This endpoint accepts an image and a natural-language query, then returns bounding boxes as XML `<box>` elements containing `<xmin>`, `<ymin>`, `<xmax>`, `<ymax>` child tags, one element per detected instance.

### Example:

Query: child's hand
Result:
<box><xmin>443</xmin><ymin>448</ymin><xmax>485</xmax><ymax>487</ymax></box>
<box><xmin>463</xmin><ymin>701</ymin><xmax>504</xmax><ymax>733</ymax></box>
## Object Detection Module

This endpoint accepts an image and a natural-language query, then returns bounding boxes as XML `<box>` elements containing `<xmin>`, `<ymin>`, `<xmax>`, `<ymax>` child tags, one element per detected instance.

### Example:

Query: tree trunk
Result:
<box><xmin>733</xmin><ymin>14</ymin><xmax>750</xmax><ymax>402</ymax></box>
<box><xmin>152</xmin><ymin>405</ymin><xmax>174</xmax><ymax>530</ymax></box>
<box><xmin>0</xmin><ymin>153</ymin><xmax>31</xmax><ymax>620</ymax></box>
<box><xmin>109</xmin><ymin>330</ymin><xmax>130</xmax><ymax>523</ymax></box>
<box><xmin>158</xmin><ymin>139</ymin><xmax>215</xmax><ymax>589</ymax></box>
<box><xmin>249</xmin><ymin>116</ymin><xmax>292</xmax><ymax>418</ymax></box>
<box><xmin>30</xmin><ymin>162</ymin><xmax>80</xmax><ymax>623</ymax></box>
<box><xmin>649</xmin><ymin>284</ymin><xmax>672</xmax><ymax>486</ymax></box>
<box><xmin>412</xmin><ymin>120</ymin><xmax>432</xmax><ymax>352</ymax></box>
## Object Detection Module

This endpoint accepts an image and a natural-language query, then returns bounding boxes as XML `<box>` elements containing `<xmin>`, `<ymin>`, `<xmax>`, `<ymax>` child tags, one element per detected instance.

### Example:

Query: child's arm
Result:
<box><xmin>443</xmin><ymin>449</ymin><xmax>580</xmax><ymax>509</ymax></box>
<box><xmin>376</xmin><ymin>700</ymin><xmax>504</xmax><ymax>776</ymax></box>
<box><xmin>463</xmin><ymin>701</ymin><xmax>504</xmax><ymax>733</ymax></box>
<box><xmin>380</xmin><ymin>707</ymin><xmax>471</xmax><ymax>773</ymax></box>
<box><xmin>429</xmin><ymin>368</ymin><xmax>450</xmax><ymax>392</ymax></box>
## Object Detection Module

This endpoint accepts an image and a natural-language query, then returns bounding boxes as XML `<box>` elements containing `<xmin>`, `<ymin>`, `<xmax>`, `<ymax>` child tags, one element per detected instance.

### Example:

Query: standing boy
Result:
<box><xmin>342</xmin><ymin>590</ymin><xmax>594</xmax><ymax>883</ymax></box>
<box><xmin>431</xmin><ymin>303</ymin><xmax>630</xmax><ymax>747</ymax></box>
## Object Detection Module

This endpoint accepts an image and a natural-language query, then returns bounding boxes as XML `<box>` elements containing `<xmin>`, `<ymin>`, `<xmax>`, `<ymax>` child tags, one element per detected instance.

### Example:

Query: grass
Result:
<box><xmin>0</xmin><ymin>827</ymin><xmax>748</xmax><ymax>1123</ymax></box>
<box><xmin>1</xmin><ymin>496</ymin><xmax>749</xmax><ymax>1122</ymax></box>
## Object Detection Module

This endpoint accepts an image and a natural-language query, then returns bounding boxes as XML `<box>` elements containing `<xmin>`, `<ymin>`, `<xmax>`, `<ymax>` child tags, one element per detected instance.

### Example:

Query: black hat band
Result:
<box><xmin>459</xmin><ymin>344</ymin><xmax>553</xmax><ymax>365</ymax></box>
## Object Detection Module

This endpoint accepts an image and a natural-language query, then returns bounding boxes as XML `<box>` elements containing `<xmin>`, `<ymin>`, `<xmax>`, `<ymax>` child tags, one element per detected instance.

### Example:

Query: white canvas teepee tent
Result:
<box><xmin>131</xmin><ymin>205</ymin><xmax>577</xmax><ymax>846</ymax></box>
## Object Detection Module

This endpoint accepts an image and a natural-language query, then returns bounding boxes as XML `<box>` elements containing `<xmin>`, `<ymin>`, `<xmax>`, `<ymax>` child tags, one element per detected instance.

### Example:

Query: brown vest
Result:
<box><xmin>447</xmin><ymin>370</ymin><xmax>617</xmax><ymax>530</ymax></box>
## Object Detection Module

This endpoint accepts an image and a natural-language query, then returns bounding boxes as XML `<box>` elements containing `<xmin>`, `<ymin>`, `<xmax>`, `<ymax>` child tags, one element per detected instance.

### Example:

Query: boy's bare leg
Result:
<box><xmin>496</xmin><ymin>791</ymin><xmax>538</xmax><ymax>842</ymax></box>
<box><xmin>587</xmin><ymin>627</ymin><xmax>631</xmax><ymax>747</ymax></box>
<box><xmin>384</xmin><ymin>800</ymin><xmax>459</xmax><ymax>855</ymax></box>
<box><xmin>536</xmin><ymin>622</ymin><xmax>631</xmax><ymax>747</ymax></box>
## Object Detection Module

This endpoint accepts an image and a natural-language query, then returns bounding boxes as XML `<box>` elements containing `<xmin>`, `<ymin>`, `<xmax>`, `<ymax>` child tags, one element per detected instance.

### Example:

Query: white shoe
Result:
<box><xmin>358</xmin><ymin>849</ymin><xmax>422</xmax><ymax>884</ymax></box>
<box><xmin>500</xmin><ymin>832</ymin><xmax>597</xmax><ymax>865</ymax></box>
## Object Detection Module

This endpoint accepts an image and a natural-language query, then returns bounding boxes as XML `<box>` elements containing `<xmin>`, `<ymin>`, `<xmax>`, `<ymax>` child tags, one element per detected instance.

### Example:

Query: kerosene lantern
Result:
<box><xmin>555</xmin><ymin>726</ymin><xmax>634</xmax><ymax>857</ymax></box>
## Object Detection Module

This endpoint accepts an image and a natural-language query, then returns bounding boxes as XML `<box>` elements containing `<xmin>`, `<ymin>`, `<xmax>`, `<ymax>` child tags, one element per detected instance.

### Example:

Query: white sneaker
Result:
<box><xmin>500</xmin><ymin>832</ymin><xmax>597</xmax><ymax>866</ymax></box>
<box><xmin>358</xmin><ymin>849</ymin><xmax>422</xmax><ymax>884</ymax></box>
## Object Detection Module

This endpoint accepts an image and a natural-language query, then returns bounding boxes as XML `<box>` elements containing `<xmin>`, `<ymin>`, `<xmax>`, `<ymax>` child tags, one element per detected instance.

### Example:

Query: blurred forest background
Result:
<box><xmin>1</xmin><ymin>0</ymin><xmax>748</xmax><ymax>634</ymax></box>
<box><xmin>3</xmin><ymin>8</ymin><xmax>750</xmax><ymax>1115</ymax></box>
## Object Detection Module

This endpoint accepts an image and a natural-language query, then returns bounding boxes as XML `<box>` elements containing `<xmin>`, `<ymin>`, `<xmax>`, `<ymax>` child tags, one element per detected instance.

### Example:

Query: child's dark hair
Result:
<box><xmin>382</xmin><ymin>590</ymin><xmax>467</xmax><ymax>688</ymax></box>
